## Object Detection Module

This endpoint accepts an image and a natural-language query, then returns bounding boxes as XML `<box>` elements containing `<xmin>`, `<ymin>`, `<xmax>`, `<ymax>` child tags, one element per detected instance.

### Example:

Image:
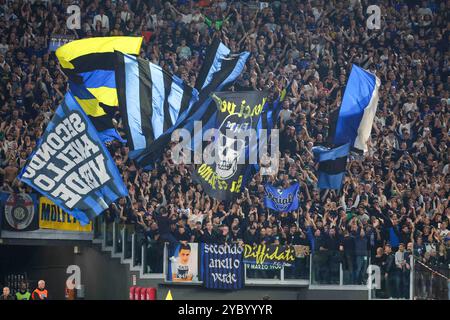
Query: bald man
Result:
<box><xmin>0</xmin><ymin>287</ymin><xmax>14</xmax><ymax>300</ymax></box>
<box><xmin>32</xmin><ymin>280</ymin><xmax>49</xmax><ymax>300</ymax></box>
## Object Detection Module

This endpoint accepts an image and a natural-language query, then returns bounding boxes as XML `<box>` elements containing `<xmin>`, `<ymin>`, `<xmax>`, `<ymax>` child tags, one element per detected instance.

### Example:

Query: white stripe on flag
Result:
<box><xmin>149</xmin><ymin>63</ymin><xmax>165</xmax><ymax>139</ymax></box>
<box><xmin>353</xmin><ymin>75</ymin><xmax>381</xmax><ymax>152</ymax></box>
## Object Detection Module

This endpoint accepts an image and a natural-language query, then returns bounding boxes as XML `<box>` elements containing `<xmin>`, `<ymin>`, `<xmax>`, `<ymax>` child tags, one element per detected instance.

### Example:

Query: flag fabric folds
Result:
<box><xmin>19</xmin><ymin>92</ymin><xmax>128</xmax><ymax>225</ymax></box>
<box><xmin>68</xmin><ymin>81</ymin><xmax>125</xmax><ymax>143</ymax></box>
<box><xmin>251</xmin><ymin>87</ymin><xmax>288</xmax><ymax>174</ymax></box>
<box><xmin>312</xmin><ymin>143</ymin><xmax>351</xmax><ymax>190</ymax></box>
<box><xmin>55</xmin><ymin>36</ymin><xmax>143</xmax><ymax>143</ymax></box>
<box><xmin>264</xmin><ymin>183</ymin><xmax>300</xmax><ymax>212</ymax></box>
<box><xmin>130</xmin><ymin>40</ymin><xmax>250</xmax><ymax>169</ymax></box>
<box><xmin>114</xmin><ymin>52</ymin><xmax>199</xmax><ymax>152</ymax></box>
<box><xmin>331</xmin><ymin>64</ymin><xmax>380</xmax><ymax>152</ymax></box>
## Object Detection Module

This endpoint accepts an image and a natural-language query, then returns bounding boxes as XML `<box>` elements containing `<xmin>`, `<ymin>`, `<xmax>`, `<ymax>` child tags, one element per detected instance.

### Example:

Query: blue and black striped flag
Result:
<box><xmin>126</xmin><ymin>39</ymin><xmax>250</xmax><ymax>169</ymax></box>
<box><xmin>312</xmin><ymin>142</ymin><xmax>351</xmax><ymax>190</ymax></box>
<box><xmin>114</xmin><ymin>52</ymin><xmax>199</xmax><ymax>153</ymax></box>
<box><xmin>327</xmin><ymin>64</ymin><xmax>380</xmax><ymax>152</ymax></box>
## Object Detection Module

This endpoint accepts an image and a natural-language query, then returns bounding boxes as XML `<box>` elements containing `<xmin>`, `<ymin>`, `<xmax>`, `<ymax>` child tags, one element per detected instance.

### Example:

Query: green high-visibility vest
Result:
<box><xmin>16</xmin><ymin>291</ymin><xmax>31</xmax><ymax>300</ymax></box>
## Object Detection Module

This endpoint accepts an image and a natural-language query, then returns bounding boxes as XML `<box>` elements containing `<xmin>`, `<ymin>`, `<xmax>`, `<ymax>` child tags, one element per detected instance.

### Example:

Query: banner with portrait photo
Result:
<box><xmin>166</xmin><ymin>243</ymin><xmax>200</xmax><ymax>283</ymax></box>
<box><xmin>192</xmin><ymin>91</ymin><xmax>267</xmax><ymax>201</ymax></box>
<box><xmin>38</xmin><ymin>197</ymin><xmax>92</xmax><ymax>232</ymax></box>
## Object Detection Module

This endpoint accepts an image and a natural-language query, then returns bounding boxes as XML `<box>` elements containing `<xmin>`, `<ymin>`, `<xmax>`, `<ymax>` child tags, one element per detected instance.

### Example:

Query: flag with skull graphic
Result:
<box><xmin>192</xmin><ymin>91</ymin><xmax>268</xmax><ymax>201</ymax></box>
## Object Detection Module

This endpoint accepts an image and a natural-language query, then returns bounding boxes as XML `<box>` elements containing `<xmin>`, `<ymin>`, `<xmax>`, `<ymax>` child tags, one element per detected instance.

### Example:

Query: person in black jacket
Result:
<box><xmin>383</xmin><ymin>244</ymin><xmax>395</xmax><ymax>298</ymax></box>
<box><xmin>372</xmin><ymin>247</ymin><xmax>386</xmax><ymax>298</ymax></box>
<box><xmin>341</xmin><ymin>230</ymin><xmax>355</xmax><ymax>284</ymax></box>
<box><xmin>217</xmin><ymin>225</ymin><xmax>233</xmax><ymax>244</ymax></box>
<box><xmin>327</xmin><ymin>228</ymin><xmax>341</xmax><ymax>284</ymax></box>
<box><xmin>200</xmin><ymin>222</ymin><xmax>218</xmax><ymax>244</ymax></box>
<box><xmin>155</xmin><ymin>206</ymin><xmax>178</xmax><ymax>244</ymax></box>
<box><xmin>312</xmin><ymin>229</ymin><xmax>328</xmax><ymax>284</ymax></box>
<box><xmin>174</xmin><ymin>225</ymin><xmax>191</xmax><ymax>243</ymax></box>
<box><xmin>243</xmin><ymin>226</ymin><xmax>258</xmax><ymax>246</ymax></box>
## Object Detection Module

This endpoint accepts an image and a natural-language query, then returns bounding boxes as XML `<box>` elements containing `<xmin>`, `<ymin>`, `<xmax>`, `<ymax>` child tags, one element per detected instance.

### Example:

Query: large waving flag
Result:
<box><xmin>330</xmin><ymin>65</ymin><xmax>380</xmax><ymax>152</ymax></box>
<box><xmin>192</xmin><ymin>91</ymin><xmax>268</xmax><ymax>201</ymax></box>
<box><xmin>312</xmin><ymin>143</ymin><xmax>351</xmax><ymax>190</ymax></box>
<box><xmin>19</xmin><ymin>92</ymin><xmax>128</xmax><ymax>225</ymax></box>
<box><xmin>114</xmin><ymin>52</ymin><xmax>199</xmax><ymax>152</ymax></box>
<box><xmin>129</xmin><ymin>39</ymin><xmax>250</xmax><ymax>169</ymax></box>
<box><xmin>56</xmin><ymin>36</ymin><xmax>143</xmax><ymax>142</ymax></box>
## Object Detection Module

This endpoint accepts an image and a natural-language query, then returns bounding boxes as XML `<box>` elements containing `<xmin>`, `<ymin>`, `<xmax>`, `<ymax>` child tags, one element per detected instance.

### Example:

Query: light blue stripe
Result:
<box><xmin>168</xmin><ymin>75</ymin><xmax>184</xmax><ymax>125</ymax></box>
<box><xmin>79</xmin><ymin>70</ymin><xmax>116</xmax><ymax>88</ymax></box>
<box><xmin>312</xmin><ymin>142</ymin><xmax>351</xmax><ymax>162</ymax></box>
<box><xmin>124</xmin><ymin>54</ymin><xmax>146</xmax><ymax>150</ymax></box>
<box><xmin>83</xmin><ymin>196</ymin><xmax>104</xmax><ymax>216</ymax></box>
<box><xmin>220</xmin><ymin>52</ymin><xmax>250</xmax><ymax>89</ymax></box>
<box><xmin>149</xmin><ymin>63</ymin><xmax>165</xmax><ymax>139</ymax></box>
<box><xmin>202</xmin><ymin>42</ymin><xmax>230</xmax><ymax>90</ymax></box>
<box><xmin>334</xmin><ymin>65</ymin><xmax>376</xmax><ymax>146</ymax></box>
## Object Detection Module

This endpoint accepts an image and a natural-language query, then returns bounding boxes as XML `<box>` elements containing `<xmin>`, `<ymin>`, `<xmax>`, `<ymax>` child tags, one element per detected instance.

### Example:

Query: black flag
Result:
<box><xmin>192</xmin><ymin>91</ymin><xmax>268</xmax><ymax>201</ymax></box>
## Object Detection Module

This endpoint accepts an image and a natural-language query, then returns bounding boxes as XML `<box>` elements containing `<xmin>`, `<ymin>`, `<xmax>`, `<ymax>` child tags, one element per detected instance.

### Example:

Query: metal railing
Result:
<box><xmin>92</xmin><ymin>218</ymin><xmax>449</xmax><ymax>299</ymax></box>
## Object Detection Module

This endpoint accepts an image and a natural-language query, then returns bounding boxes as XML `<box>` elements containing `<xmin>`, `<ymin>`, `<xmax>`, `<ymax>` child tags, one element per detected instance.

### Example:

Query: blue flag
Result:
<box><xmin>128</xmin><ymin>40</ymin><xmax>250</xmax><ymax>169</ymax></box>
<box><xmin>312</xmin><ymin>143</ymin><xmax>351</xmax><ymax>190</ymax></box>
<box><xmin>264</xmin><ymin>183</ymin><xmax>300</xmax><ymax>212</ymax></box>
<box><xmin>332</xmin><ymin>65</ymin><xmax>380</xmax><ymax>152</ymax></box>
<box><xmin>19</xmin><ymin>92</ymin><xmax>128</xmax><ymax>225</ymax></box>
<box><xmin>200</xmin><ymin>243</ymin><xmax>244</xmax><ymax>290</ymax></box>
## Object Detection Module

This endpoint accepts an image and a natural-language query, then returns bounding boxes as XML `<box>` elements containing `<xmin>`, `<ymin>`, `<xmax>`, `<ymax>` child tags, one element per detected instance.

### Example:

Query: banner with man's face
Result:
<box><xmin>167</xmin><ymin>243</ymin><xmax>200</xmax><ymax>283</ymax></box>
<box><xmin>192</xmin><ymin>91</ymin><xmax>267</xmax><ymax>201</ymax></box>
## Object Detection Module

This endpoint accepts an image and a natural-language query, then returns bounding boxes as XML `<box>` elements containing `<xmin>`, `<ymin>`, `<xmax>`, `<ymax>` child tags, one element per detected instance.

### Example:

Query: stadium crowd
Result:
<box><xmin>0</xmin><ymin>0</ymin><xmax>448</xmax><ymax>299</ymax></box>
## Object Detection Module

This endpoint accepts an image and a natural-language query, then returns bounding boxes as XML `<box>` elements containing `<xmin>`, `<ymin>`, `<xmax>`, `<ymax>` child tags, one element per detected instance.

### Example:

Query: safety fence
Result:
<box><xmin>93</xmin><ymin>218</ymin><xmax>449</xmax><ymax>299</ymax></box>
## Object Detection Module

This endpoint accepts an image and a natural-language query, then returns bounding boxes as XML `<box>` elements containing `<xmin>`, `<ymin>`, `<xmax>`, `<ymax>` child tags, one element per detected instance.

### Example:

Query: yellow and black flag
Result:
<box><xmin>55</xmin><ymin>36</ymin><xmax>143</xmax><ymax>142</ymax></box>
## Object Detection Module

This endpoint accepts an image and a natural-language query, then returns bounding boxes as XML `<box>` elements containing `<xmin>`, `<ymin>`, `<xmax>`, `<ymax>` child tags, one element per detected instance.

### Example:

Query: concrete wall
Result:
<box><xmin>0</xmin><ymin>244</ymin><xmax>368</xmax><ymax>300</ymax></box>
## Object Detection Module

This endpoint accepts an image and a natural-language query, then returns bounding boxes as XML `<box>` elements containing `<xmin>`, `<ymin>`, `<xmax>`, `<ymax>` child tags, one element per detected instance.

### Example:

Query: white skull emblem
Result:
<box><xmin>215</xmin><ymin>114</ymin><xmax>252</xmax><ymax>180</ymax></box>
<box><xmin>216</xmin><ymin>132</ymin><xmax>241</xmax><ymax>179</ymax></box>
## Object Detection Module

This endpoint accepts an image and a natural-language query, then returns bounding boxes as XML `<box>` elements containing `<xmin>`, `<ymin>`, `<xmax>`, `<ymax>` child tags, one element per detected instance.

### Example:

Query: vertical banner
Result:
<box><xmin>167</xmin><ymin>243</ymin><xmax>199</xmax><ymax>282</ymax></box>
<box><xmin>0</xmin><ymin>193</ymin><xmax>39</xmax><ymax>231</ymax></box>
<box><xmin>192</xmin><ymin>91</ymin><xmax>267</xmax><ymax>201</ymax></box>
<box><xmin>200</xmin><ymin>244</ymin><xmax>244</xmax><ymax>290</ymax></box>
<box><xmin>38</xmin><ymin>197</ymin><xmax>92</xmax><ymax>232</ymax></box>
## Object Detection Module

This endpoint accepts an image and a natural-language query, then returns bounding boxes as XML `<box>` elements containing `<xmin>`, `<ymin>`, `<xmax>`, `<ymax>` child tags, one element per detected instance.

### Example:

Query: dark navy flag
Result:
<box><xmin>19</xmin><ymin>92</ymin><xmax>128</xmax><ymax>225</ymax></box>
<box><xmin>331</xmin><ymin>65</ymin><xmax>380</xmax><ymax>152</ymax></box>
<box><xmin>264</xmin><ymin>183</ymin><xmax>300</xmax><ymax>212</ymax></box>
<box><xmin>200</xmin><ymin>243</ymin><xmax>244</xmax><ymax>290</ymax></box>
<box><xmin>192</xmin><ymin>91</ymin><xmax>268</xmax><ymax>201</ymax></box>
<box><xmin>312</xmin><ymin>143</ymin><xmax>351</xmax><ymax>190</ymax></box>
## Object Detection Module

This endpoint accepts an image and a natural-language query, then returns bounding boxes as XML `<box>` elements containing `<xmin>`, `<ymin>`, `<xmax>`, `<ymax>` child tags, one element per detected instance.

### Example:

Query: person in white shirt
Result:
<box><xmin>120</xmin><ymin>3</ymin><xmax>132</xmax><ymax>24</ymax></box>
<box><xmin>93</xmin><ymin>8</ymin><xmax>110</xmax><ymax>31</ymax></box>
